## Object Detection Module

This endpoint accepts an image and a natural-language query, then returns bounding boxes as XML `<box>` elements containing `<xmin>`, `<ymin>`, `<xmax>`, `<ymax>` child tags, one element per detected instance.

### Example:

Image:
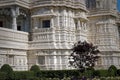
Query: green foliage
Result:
<box><xmin>37</xmin><ymin>70</ymin><xmax>79</xmax><ymax>79</ymax></box>
<box><xmin>108</xmin><ymin>65</ymin><xmax>117</xmax><ymax>77</ymax></box>
<box><xmin>30</xmin><ymin>65</ymin><xmax>40</xmax><ymax>77</ymax></box>
<box><xmin>14</xmin><ymin>71</ymin><xmax>34</xmax><ymax>80</ymax></box>
<box><xmin>93</xmin><ymin>70</ymin><xmax>100</xmax><ymax>77</ymax></box>
<box><xmin>30</xmin><ymin>65</ymin><xmax>40</xmax><ymax>72</ymax></box>
<box><xmin>0</xmin><ymin>67</ymin><xmax>119</xmax><ymax>80</ymax></box>
<box><xmin>99</xmin><ymin>77</ymin><xmax>120</xmax><ymax>80</ymax></box>
<box><xmin>0</xmin><ymin>72</ymin><xmax>6</xmax><ymax>80</ymax></box>
<box><xmin>100</xmin><ymin>77</ymin><xmax>106</xmax><ymax>80</ymax></box>
<box><xmin>0</xmin><ymin>64</ymin><xmax>14</xmax><ymax>80</ymax></box>
<box><xmin>99</xmin><ymin>70</ymin><xmax>108</xmax><ymax>77</ymax></box>
<box><xmin>83</xmin><ymin>68</ymin><xmax>95</xmax><ymax>78</ymax></box>
<box><xmin>117</xmin><ymin>69</ymin><xmax>120</xmax><ymax>76</ymax></box>
<box><xmin>0</xmin><ymin>64</ymin><xmax>13</xmax><ymax>73</ymax></box>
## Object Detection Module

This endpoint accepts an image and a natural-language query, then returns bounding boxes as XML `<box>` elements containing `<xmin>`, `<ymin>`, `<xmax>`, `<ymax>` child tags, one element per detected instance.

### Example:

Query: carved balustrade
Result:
<box><xmin>32</xmin><ymin>28</ymin><xmax>53</xmax><ymax>42</ymax></box>
<box><xmin>0</xmin><ymin>27</ymin><xmax>28</xmax><ymax>49</ymax></box>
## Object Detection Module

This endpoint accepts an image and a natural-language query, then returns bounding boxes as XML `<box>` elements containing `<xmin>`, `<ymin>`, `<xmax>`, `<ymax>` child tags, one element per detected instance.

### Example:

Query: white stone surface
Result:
<box><xmin>0</xmin><ymin>0</ymin><xmax>120</xmax><ymax>70</ymax></box>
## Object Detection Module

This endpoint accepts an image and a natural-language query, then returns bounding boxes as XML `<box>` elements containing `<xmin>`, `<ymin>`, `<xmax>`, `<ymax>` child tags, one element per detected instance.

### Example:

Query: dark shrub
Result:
<box><xmin>14</xmin><ymin>71</ymin><xmax>34</xmax><ymax>80</ymax></box>
<box><xmin>30</xmin><ymin>65</ymin><xmax>40</xmax><ymax>77</ymax></box>
<box><xmin>37</xmin><ymin>70</ymin><xmax>79</xmax><ymax>79</ymax></box>
<box><xmin>84</xmin><ymin>68</ymin><xmax>95</xmax><ymax>78</ymax></box>
<box><xmin>30</xmin><ymin>65</ymin><xmax>40</xmax><ymax>72</ymax></box>
<box><xmin>0</xmin><ymin>64</ymin><xmax>13</xmax><ymax>73</ymax></box>
<box><xmin>117</xmin><ymin>69</ymin><xmax>120</xmax><ymax>76</ymax></box>
<box><xmin>99</xmin><ymin>70</ymin><xmax>108</xmax><ymax>77</ymax></box>
<box><xmin>0</xmin><ymin>72</ymin><xmax>6</xmax><ymax>80</ymax></box>
<box><xmin>108</xmin><ymin>65</ymin><xmax>117</xmax><ymax>77</ymax></box>
<box><xmin>0</xmin><ymin>64</ymin><xmax>14</xmax><ymax>80</ymax></box>
<box><xmin>93</xmin><ymin>70</ymin><xmax>100</xmax><ymax>77</ymax></box>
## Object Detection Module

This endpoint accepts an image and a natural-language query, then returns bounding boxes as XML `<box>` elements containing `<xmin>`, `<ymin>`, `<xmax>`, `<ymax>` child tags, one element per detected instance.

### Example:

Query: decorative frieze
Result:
<box><xmin>0</xmin><ymin>48</ymin><xmax>28</xmax><ymax>71</ymax></box>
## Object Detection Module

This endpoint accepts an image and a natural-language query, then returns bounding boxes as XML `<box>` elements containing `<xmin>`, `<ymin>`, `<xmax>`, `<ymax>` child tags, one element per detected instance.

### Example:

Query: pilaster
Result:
<box><xmin>51</xmin><ymin>17</ymin><xmax>54</xmax><ymax>28</ymax></box>
<box><xmin>77</xmin><ymin>20</ymin><xmax>81</xmax><ymax>30</ymax></box>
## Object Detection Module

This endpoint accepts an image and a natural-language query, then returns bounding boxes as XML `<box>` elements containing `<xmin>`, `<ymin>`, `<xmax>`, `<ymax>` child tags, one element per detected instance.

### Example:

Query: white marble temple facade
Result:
<box><xmin>0</xmin><ymin>0</ymin><xmax>120</xmax><ymax>70</ymax></box>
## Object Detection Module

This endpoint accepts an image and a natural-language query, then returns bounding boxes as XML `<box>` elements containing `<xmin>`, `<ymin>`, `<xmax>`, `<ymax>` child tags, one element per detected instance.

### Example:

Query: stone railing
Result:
<box><xmin>29</xmin><ymin>28</ymin><xmax>55</xmax><ymax>49</ymax></box>
<box><xmin>0</xmin><ymin>27</ymin><xmax>28</xmax><ymax>49</ymax></box>
<box><xmin>31</xmin><ymin>0</ymin><xmax>86</xmax><ymax>11</ymax></box>
<box><xmin>33</xmin><ymin>28</ymin><xmax>53</xmax><ymax>33</ymax></box>
<box><xmin>32</xmin><ymin>28</ymin><xmax>54</xmax><ymax>42</ymax></box>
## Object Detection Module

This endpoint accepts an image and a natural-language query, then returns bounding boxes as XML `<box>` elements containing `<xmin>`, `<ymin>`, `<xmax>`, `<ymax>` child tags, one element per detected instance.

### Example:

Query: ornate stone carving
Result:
<box><xmin>0</xmin><ymin>0</ymin><xmax>120</xmax><ymax>70</ymax></box>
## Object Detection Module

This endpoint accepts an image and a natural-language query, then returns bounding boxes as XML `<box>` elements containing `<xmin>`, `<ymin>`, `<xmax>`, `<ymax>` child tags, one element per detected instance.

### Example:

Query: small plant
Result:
<box><xmin>0</xmin><ymin>64</ymin><xmax>13</xmax><ymax>80</ymax></box>
<box><xmin>108</xmin><ymin>65</ymin><xmax>117</xmax><ymax>77</ymax></box>
<box><xmin>0</xmin><ymin>64</ymin><xmax>13</xmax><ymax>73</ymax></box>
<box><xmin>30</xmin><ymin>65</ymin><xmax>40</xmax><ymax>72</ymax></box>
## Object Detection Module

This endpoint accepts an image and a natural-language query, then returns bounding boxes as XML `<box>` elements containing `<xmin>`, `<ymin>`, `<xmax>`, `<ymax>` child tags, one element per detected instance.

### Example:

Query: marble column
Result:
<box><xmin>11</xmin><ymin>8</ymin><xmax>17</xmax><ymax>30</ymax></box>
<box><xmin>34</xmin><ymin>18</ymin><xmax>39</xmax><ymax>29</ymax></box>
<box><xmin>77</xmin><ymin>20</ymin><xmax>81</xmax><ymax>30</ymax></box>
<box><xmin>57</xmin><ymin>16</ymin><xmax>59</xmax><ymax>28</ymax></box>
<box><xmin>12</xmin><ymin>17</ymin><xmax>17</xmax><ymax>30</ymax></box>
<box><xmin>51</xmin><ymin>17</ymin><xmax>54</xmax><ymax>28</ymax></box>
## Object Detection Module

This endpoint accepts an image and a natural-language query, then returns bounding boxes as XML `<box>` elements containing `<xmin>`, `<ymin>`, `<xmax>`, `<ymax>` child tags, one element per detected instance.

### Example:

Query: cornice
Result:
<box><xmin>0</xmin><ymin>0</ymin><xmax>30</xmax><ymax>9</ymax></box>
<box><xmin>87</xmin><ymin>10</ymin><xmax>117</xmax><ymax>18</ymax></box>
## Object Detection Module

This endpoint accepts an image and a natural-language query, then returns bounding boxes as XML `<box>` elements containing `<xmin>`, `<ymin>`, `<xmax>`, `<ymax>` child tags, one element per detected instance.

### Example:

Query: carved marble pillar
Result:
<box><xmin>25</xmin><ymin>14</ymin><xmax>30</xmax><ymax>32</ymax></box>
<box><xmin>11</xmin><ymin>9</ymin><xmax>17</xmax><ymax>30</ymax></box>
<box><xmin>57</xmin><ymin>16</ymin><xmax>60</xmax><ymax>29</ymax></box>
<box><xmin>77</xmin><ymin>20</ymin><xmax>81</xmax><ymax>30</ymax></box>
<box><xmin>51</xmin><ymin>17</ymin><xmax>54</xmax><ymax>28</ymax></box>
<box><xmin>12</xmin><ymin>17</ymin><xmax>17</xmax><ymax>30</ymax></box>
<box><xmin>36</xmin><ymin>55</ymin><xmax>38</xmax><ymax>64</ymax></box>
<box><xmin>11</xmin><ymin>7</ymin><xmax>19</xmax><ymax>30</ymax></box>
<box><xmin>50</xmin><ymin>7</ymin><xmax>54</xmax><ymax>28</ymax></box>
<box><xmin>53</xmin><ymin>51</ymin><xmax>57</xmax><ymax>70</ymax></box>
<box><xmin>33</xmin><ymin>18</ymin><xmax>39</xmax><ymax>29</ymax></box>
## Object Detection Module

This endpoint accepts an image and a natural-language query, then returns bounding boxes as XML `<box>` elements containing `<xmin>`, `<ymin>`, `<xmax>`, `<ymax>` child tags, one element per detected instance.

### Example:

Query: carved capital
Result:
<box><xmin>11</xmin><ymin>7</ymin><xmax>19</xmax><ymax>17</ymax></box>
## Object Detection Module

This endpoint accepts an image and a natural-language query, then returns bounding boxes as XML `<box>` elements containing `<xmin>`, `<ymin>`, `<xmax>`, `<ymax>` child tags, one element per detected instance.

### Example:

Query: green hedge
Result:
<box><xmin>0</xmin><ymin>64</ymin><xmax>14</xmax><ymax>80</ymax></box>
<box><xmin>1</xmin><ymin>64</ymin><xmax>119</xmax><ymax>80</ymax></box>
<box><xmin>30</xmin><ymin>65</ymin><xmax>40</xmax><ymax>72</ymax></box>
<box><xmin>0</xmin><ymin>70</ymin><xmax>108</xmax><ymax>80</ymax></box>
<box><xmin>108</xmin><ymin>65</ymin><xmax>117</xmax><ymax>77</ymax></box>
<box><xmin>98</xmin><ymin>70</ymin><xmax>108</xmax><ymax>77</ymax></box>
<box><xmin>14</xmin><ymin>71</ymin><xmax>34</xmax><ymax>80</ymax></box>
<box><xmin>117</xmin><ymin>69</ymin><xmax>120</xmax><ymax>76</ymax></box>
<box><xmin>0</xmin><ymin>69</ymin><xmax>120</xmax><ymax>80</ymax></box>
<box><xmin>37</xmin><ymin>70</ymin><xmax>79</xmax><ymax>79</ymax></box>
<box><xmin>0</xmin><ymin>72</ymin><xmax>6</xmax><ymax>80</ymax></box>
